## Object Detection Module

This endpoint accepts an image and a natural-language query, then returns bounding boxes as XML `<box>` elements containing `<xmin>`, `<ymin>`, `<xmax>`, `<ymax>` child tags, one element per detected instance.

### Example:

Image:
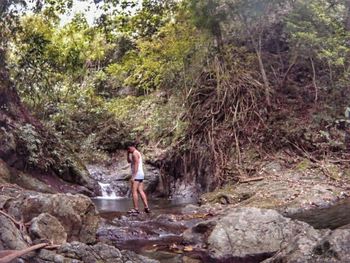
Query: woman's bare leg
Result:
<box><xmin>132</xmin><ymin>181</ymin><xmax>139</xmax><ymax>210</ymax></box>
<box><xmin>137</xmin><ymin>182</ymin><xmax>149</xmax><ymax>208</ymax></box>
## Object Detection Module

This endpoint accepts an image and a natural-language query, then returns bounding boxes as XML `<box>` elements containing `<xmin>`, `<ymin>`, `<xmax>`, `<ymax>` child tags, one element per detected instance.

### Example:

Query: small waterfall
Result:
<box><xmin>98</xmin><ymin>182</ymin><xmax>118</xmax><ymax>199</ymax></box>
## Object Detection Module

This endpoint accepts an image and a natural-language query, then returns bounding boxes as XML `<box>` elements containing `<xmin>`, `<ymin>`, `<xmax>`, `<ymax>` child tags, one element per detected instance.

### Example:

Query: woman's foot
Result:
<box><xmin>127</xmin><ymin>208</ymin><xmax>139</xmax><ymax>214</ymax></box>
<box><xmin>144</xmin><ymin>207</ymin><xmax>151</xmax><ymax>213</ymax></box>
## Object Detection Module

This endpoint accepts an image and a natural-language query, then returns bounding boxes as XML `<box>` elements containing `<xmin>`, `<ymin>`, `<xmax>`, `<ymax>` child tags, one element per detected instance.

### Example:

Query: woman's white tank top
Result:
<box><xmin>131</xmin><ymin>151</ymin><xmax>144</xmax><ymax>179</ymax></box>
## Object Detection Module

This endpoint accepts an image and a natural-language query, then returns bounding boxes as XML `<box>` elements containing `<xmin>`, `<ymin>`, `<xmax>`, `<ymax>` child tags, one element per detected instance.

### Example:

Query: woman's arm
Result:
<box><xmin>132</xmin><ymin>152</ymin><xmax>139</xmax><ymax>178</ymax></box>
<box><xmin>127</xmin><ymin>152</ymin><xmax>131</xmax><ymax>163</ymax></box>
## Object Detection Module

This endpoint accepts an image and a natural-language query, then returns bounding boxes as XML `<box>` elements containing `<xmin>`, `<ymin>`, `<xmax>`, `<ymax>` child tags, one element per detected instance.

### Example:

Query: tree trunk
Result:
<box><xmin>253</xmin><ymin>35</ymin><xmax>271</xmax><ymax>107</ymax></box>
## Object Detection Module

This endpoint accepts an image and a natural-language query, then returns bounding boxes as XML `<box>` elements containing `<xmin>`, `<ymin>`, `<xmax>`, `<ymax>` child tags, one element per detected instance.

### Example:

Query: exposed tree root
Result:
<box><xmin>0</xmin><ymin>210</ymin><xmax>27</xmax><ymax>232</ymax></box>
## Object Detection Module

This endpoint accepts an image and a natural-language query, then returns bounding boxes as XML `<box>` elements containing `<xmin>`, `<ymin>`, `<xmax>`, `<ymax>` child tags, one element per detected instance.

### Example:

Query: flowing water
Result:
<box><xmin>97</xmin><ymin>182</ymin><xmax>119</xmax><ymax>199</ymax></box>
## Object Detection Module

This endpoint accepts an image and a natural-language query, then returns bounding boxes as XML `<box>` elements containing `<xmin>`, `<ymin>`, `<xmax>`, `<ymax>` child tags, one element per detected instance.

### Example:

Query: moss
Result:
<box><xmin>241</xmin><ymin>196</ymin><xmax>283</xmax><ymax>209</ymax></box>
<box><xmin>296</xmin><ymin>159</ymin><xmax>311</xmax><ymax>171</ymax></box>
<box><xmin>342</xmin><ymin>169</ymin><xmax>350</xmax><ymax>182</ymax></box>
<box><xmin>201</xmin><ymin>184</ymin><xmax>254</xmax><ymax>205</ymax></box>
<box><xmin>326</xmin><ymin>164</ymin><xmax>341</xmax><ymax>181</ymax></box>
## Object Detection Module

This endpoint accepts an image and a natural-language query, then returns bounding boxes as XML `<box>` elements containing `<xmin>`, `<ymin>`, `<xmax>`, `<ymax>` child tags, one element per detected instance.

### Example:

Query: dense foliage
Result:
<box><xmin>5</xmin><ymin>0</ymin><xmax>350</xmax><ymax>187</ymax></box>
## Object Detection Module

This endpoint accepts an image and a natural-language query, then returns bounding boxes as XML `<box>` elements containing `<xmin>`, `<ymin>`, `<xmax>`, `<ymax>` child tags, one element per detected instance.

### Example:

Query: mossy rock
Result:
<box><xmin>201</xmin><ymin>184</ymin><xmax>254</xmax><ymax>205</ymax></box>
<box><xmin>296</xmin><ymin>159</ymin><xmax>311</xmax><ymax>171</ymax></box>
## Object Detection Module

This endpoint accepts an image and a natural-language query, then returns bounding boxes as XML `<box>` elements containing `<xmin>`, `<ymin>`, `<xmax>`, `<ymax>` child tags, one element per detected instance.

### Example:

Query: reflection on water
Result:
<box><xmin>92</xmin><ymin>197</ymin><xmax>197</xmax><ymax>214</ymax></box>
<box><xmin>290</xmin><ymin>198</ymin><xmax>350</xmax><ymax>229</ymax></box>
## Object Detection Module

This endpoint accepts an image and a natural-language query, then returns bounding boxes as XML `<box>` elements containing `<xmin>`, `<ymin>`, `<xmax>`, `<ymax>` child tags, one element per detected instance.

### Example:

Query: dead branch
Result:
<box><xmin>239</xmin><ymin>177</ymin><xmax>264</xmax><ymax>183</ymax></box>
<box><xmin>310</xmin><ymin>57</ymin><xmax>318</xmax><ymax>103</ymax></box>
<box><xmin>0</xmin><ymin>210</ymin><xmax>26</xmax><ymax>232</ymax></box>
<box><xmin>0</xmin><ymin>243</ymin><xmax>49</xmax><ymax>263</ymax></box>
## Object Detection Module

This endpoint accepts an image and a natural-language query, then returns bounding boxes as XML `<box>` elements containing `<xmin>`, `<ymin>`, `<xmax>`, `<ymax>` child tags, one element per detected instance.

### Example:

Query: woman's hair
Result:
<box><xmin>126</xmin><ymin>141</ymin><xmax>137</xmax><ymax>148</ymax></box>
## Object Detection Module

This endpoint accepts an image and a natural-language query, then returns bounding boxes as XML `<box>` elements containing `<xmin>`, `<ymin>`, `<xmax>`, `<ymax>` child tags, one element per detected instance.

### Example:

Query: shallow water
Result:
<box><xmin>92</xmin><ymin>197</ymin><xmax>196</xmax><ymax>214</ymax></box>
<box><xmin>93</xmin><ymin>197</ymin><xmax>199</xmax><ymax>263</ymax></box>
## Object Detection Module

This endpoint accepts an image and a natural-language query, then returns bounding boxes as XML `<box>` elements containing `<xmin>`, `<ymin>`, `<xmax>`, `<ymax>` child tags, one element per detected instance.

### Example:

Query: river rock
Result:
<box><xmin>29</xmin><ymin>213</ymin><xmax>67</xmax><ymax>245</ymax></box>
<box><xmin>200</xmin><ymin>159</ymin><xmax>349</xmax><ymax>216</ymax></box>
<box><xmin>6</xmin><ymin>193</ymin><xmax>99</xmax><ymax>244</ymax></box>
<box><xmin>0</xmin><ymin>214</ymin><xmax>27</xmax><ymax>250</ymax></box>
<box><xmin>265</xmin><ymin>229</ymin><xmax>350</xmax><ymax>262</ymax></box>
<box><xmin>185</xmin><ymin>207</ymin><xmax>317</xmax><ymax>261</ymax></box>
<box><xmin>33</xmin><ymin>242</ymin><xmax>159</xmax><ymax>263</ymax></box>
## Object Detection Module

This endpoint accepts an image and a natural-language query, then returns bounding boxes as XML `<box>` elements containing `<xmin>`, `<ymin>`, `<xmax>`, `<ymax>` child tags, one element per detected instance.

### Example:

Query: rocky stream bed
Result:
<box><xmin>1</xmin><ymin>158</ymin><xmax>350</xmax><ymax>263</ymax></box>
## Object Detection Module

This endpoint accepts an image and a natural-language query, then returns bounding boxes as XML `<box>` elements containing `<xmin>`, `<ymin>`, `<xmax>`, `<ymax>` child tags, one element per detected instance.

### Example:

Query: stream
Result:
<box><xmin>92</xmin><ymin>194</ymin><xmax>350</xmax><ymax>263</ymax></box>
<box><xmin>92</xmin><ymin>197</ymin><xmax>204</xmax><ymax>263</ymax></box>
<box><xmin>89</xmin><ymin>162</ymin><xmax>350</xmax><ymax>263</ymax></box>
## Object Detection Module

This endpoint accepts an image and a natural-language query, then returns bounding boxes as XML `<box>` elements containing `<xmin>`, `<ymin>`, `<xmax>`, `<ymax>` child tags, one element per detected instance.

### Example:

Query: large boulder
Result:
<box><xmin>184</xmin><ymin>207</ymin><xmax>318</xmax><ymax>261</ymax></box>
<box><xmin>6</xmin><ymin>193</ymin><xmax>99</xmax><ymax>244</ymax></box>
<box><xmin>29</xmin><ymin>213</ymin><xmax>67</xmax><ymax>245</ymax></box>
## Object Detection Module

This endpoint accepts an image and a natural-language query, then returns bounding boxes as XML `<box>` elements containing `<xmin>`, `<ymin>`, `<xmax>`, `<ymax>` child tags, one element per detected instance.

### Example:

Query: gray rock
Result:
<box><xmin>7</xmin><ymin>193</ymin><xmax>99</xmax><ymax>243</ymax></box>
<box><xmin>265</xmin><ymin>229</ymin><xmax>350</xmax><ymax>263</ymax></box>
<box><xmin>0</xmin><ymin>214</ymin><xmax>27</xmax><ymax>250</ymax></box>
<box><xmin>29</xmin><ymin>213</ymin><xmax>67</xmax><ymax>245</ymax></box>
<box><xmin>205</xmin><ymin>208</ymin><xmax>316</xmax><ymax>259</ymax></box>
<box><xmin>33</xmin><ymin>242</ymin><xmax>159</xmax><ymax>263</ymax></box>
<box><xmin>11</xmin><ymin>171</ymin><xmax>56</xmax><ymax>194</ymax></box>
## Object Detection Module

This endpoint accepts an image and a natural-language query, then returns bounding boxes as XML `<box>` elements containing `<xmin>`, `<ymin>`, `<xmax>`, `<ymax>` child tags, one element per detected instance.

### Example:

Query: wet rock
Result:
<box><xmin>265</xmin><ymin>229</ymin><xmax>350</xmax><ymax>263</ymax></box>
<box><xmin>29</xmin><ymin>213</ymin><xmax>67</xmax><ymax>245</ymax></box>
<box><xmin>121</xmin><ymin>249</ymin><xmax>160</xmax><ymax>263</ymax></box>
<box><xmin>182</xmin><ymin>219</ymin><xmax>216</xmax><ymax>247</ymax></box>
<box><xmin>57</xmin><ymin>242</ymin><xmax>122</xmax><ymax>262</ymax></box>
<box><xmin>7</xmin><ymin>193</ymin><xmax>99</xmax><ymax>243</ymax></box>
<box><xmin>0</xmin><ymin>214</ymin><xmax>27</xmax><ymax>250</ymax></box>
<box><xmin>34</xmin><ymin>242</ymin><xmax>159</xmax><ymax>263</ymax></box>
<box><xmin>98</xmin><ymin>212</ymin><xmax>186</xmax><ymax>247</ymax></box>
